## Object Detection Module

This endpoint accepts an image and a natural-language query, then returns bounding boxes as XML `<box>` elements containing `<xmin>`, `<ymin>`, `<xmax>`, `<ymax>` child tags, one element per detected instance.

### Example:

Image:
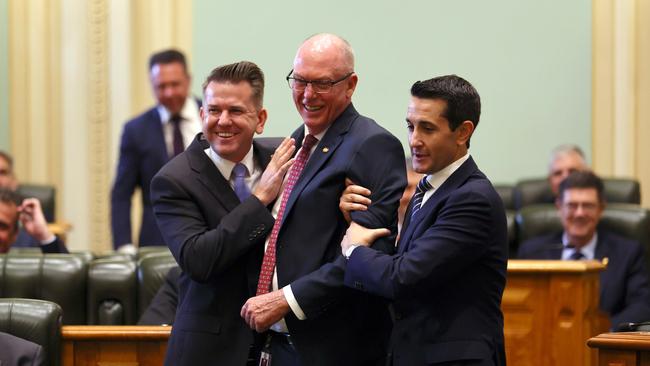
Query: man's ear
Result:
<box><xmin>255</xmin><ymin>108</ymin><xmax>268</xmax><ymax>134</ymax></box>
<box><xmin>456</xmin><ymin>120</ymin><xmax>475</xmax><ymax>146</ymax></box>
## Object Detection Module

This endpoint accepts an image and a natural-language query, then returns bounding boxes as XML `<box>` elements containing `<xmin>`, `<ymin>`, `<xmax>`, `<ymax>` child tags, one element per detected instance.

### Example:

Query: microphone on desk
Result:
<box><xmin>615</xmin><ymin>321</ymin><xmax>650</xmax><ymax>332</ymax></box>
<box><xmin>518</xmin><ymin>243</ymin><xmax>564</xmax><ymax>258</ymax></box>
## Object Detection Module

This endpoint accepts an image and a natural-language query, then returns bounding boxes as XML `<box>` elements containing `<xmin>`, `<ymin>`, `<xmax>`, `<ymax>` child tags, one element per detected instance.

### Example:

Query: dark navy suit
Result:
<box><xmin>344</xmin><ymin>157</ymin><xmax>508</xmax><ymax>366</ymax></box>
<box><xmin>518</xmin><ymin>230</ymin><xmax>650</xmax><ymax>327</ymax></box>
<box><xmin>0</xmin><ymin>331</ymin><xmax>45</xmax><ymax>366</ymax></box>
<box><xmin>111</xmin><ymin>101</ymin><xmax>200</xmax><ymax>249</ymax></box>
<box><xmin>12</xmin><ymin>229</ymin><xmax>68</xmax><ymax>253</ymax></box>
<box><xmin>151</xmin><ymin>134</ymin><xmax>277</xmax><ymax>365</ymax></box>
<box><xmin>276</xmin><ymin>104</ymin><xmax>406</xmax><ymax>366</ymax></box>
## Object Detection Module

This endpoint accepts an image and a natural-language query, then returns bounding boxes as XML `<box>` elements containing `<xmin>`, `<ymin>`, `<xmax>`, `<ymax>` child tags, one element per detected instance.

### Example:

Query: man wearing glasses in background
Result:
<box><xmin>518</xmin><ymin>171</ymin><xmax>650</xmax><ymax>329</ymax></box>
<box><xmin>240</xmin><ymin>33</ymin><xmax>406</xmax><ymax>365</ymax></box>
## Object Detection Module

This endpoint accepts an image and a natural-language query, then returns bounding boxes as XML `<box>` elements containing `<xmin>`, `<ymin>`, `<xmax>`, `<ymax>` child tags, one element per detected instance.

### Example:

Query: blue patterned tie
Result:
<box><xmin>232</xmin><ymin>163</ymin><xmax>251</xmax><ymax>202</ymax></box>
<box><xmin>411</xmin><ymin>176</ymin><xmax>433</xmax><ymax>219</ymax></box>
<box><xmin>569</xmin><ymin>247</ymin><xmax>585</xmax><ymax>260</ymax></box>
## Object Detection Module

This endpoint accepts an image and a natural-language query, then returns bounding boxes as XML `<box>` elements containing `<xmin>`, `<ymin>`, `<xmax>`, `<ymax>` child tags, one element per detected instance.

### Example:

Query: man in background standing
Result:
<box><xmin>111</xmin><ymin>49</ymin><xmax>201</xmax><ymax>252</ymax></box>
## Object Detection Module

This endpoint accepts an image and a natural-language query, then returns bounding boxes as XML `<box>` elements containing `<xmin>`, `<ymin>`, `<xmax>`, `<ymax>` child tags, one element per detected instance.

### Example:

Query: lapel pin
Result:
<box><xmin>322</xmin><ymin>147</ymin><xmax>329</xmax><ymax>153</ymax></box>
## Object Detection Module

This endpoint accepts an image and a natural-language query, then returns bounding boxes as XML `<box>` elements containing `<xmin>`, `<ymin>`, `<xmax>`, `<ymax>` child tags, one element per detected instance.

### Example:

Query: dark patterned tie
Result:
<box><xmin>570</xmin><ymin>249</ymin><xmax>585</xmax><ymax>260</ymax></box>
<box><xmin>410</xmin><ymin>176</ymin><xmax>433</xmax><ymax>219</ymax></box>
<box><xmin>231</xmin><ymin>163</ymin><xmax>250</xmax><ymax>202</ymax></box>
<box><xmin>256</xmin><ymin>134</ymin><xmax>319</xmax><ymax>295</ymax></box>
<box><xmin>171</xmin><ymin>114</ymin><xmax>184</xmax><ymax>157</ymax></box>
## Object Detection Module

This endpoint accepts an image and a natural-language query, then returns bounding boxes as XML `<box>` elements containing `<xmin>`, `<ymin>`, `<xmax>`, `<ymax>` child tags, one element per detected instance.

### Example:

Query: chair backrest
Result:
<box><xmin>516</xmin><ymin>203</ymin><xmax>650</xmax><ymax>268</ymax></box>
<box><xmin>137</xmin><ymin>251</ymin><xmax>177</xmax><ymax>317</ymax></box>
<box><xmin>0</xmin><ymin>298</ymin><xmax>62</xmax><ymax>366</ymax></box>
<box><xmin>494</xmin><ymin>184</ymin><xmax>515</xmax><ymax>210</ymax></box>
<box><xmin>137</xmin><ymin>245</ymin><xmax>171</xmax><ymax>261</ymax></box>
<box><xmin>87</xmin><ymin>257</ymin><xmax>137</xmax><ymax>325</ymax></box>
<box><xmin>0</xmin><ymin>253</ymin><xmax>87</xmax><ymax>324</ymax></box>
<box><xmin>514</xmin><ymin>177</ymin><xmax>642</xmax><ymax>210</ymax></box>
<box><xmin>16</xmin><ymin>183</ymin><xmax>56</xmax><ymax>222</ymax></box>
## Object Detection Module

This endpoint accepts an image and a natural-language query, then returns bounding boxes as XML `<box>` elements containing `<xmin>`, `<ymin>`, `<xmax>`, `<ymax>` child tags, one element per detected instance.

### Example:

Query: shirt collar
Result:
<box><xmin>562</xmin><ymin>231</ymin><xmax>598</xmax><ymax>260</ymax></box>
<box><xmin>158</xmin><ymin>97</ymin><xmax>199</xmax><ymax>124</ymax></box>
<box><xmin>425</xmin><ymin>153</ymin><xmax>470</xmax><ymax>190</ymax></box>
<box><xmin>303</xmin><ymin>124</ymin><xmax>328</xmax><ymax>143</ymax></box>
<box><xmin>205</xmin><ymin>144</ymin><xmax>255</xmax><ymax>180</ymax></box>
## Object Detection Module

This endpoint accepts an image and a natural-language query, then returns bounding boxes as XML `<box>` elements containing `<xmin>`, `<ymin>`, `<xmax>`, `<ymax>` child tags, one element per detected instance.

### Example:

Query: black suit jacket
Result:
<box><xmin>151</xmin><ymin>134</ymin><xmax>277</xmax><ymax>365</ymax></box>
<box><xmin>0</xmin><ymin>331</ymin><xmax>45</xmax><ymax>366</ymax></box>
<box><xmin>518</xmin><ymin>230</ymin><xmax>650</xmax><ymax>327</ymax></box>
<box><xmin>277</xmin><ymin>104</ymin><xmax>406</xmax><ymax>365</ymax></box>
<box><xmin>344</xmin><ymin>157</ymin><xmax>508</xmax><ymax>366</ymax></box>
<box><xmin>111</xmin><ymin>100</ymin><xmax>201</xmax><ymax>249</ymax></box>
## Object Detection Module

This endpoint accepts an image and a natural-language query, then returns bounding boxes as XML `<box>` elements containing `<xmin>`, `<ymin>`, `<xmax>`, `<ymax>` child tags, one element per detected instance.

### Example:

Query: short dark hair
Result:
<box><xmin>0</xmin><ymin>188</ymin><xmax>20</xmax><ymax>232</ymax></box>
<box><xmin>0</xmin><ymin>150</ymin><xmax>13</xmax><ymax>171</ymax></box>
<box><xmin>558</xmin><ymin>171</ymin><xmax>605</xmax><ymax>203</ymax></box>
<box><xmin>410</xmin><ymin>75</ymin><xmax>481</xmax><ymax>148</ymax></box>
<box><xmin>149</xmin><ymin>49</ymin><xmax>188</xmax><ymax>73</ymax></box>
<box><xmin>202</xmin><ymin>61</ymin><xmax>265</xmax><ymax>109</ymax></box>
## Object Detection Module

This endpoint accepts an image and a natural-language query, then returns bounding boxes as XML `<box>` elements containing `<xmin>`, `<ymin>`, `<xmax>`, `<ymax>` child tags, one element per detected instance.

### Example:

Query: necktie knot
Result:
<box><xmin>302</xmin><ymin>134</ymin><xmax>318</xmax><ymax>152</ymax></box>
<box><xmin>567</xmin><ymin>244</ymin><xmax>585</xmax><ymax>260</ymax></box>
<box><xmin>416</xmin><ymin>176</ymin><xmax>433</xmax><ymax>194</ymax></box>
<box><xmin>410</xmin><ymin>176</ymin><xmax>432</xmax><ymax>219</ymax></box>
<box><xmin>171</xmin><ymin>114</ymin><xmax>182</xmax><ymax>124</ymax></box>
<box><xmin>232</xmin><ymin>163</ymin><xmax>248</xmax><ymax>178</ymax></box>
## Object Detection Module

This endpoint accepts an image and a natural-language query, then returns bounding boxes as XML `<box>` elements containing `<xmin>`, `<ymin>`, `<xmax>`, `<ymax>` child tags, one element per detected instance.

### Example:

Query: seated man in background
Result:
<box><xmin>0</xmin><ymin>150</ymin><xmax>18</xmax><ymax>191</ymax></box>
<box><xmin>518</xmin><ymin>171</ymin><xmax>650</xmax><ymax>328</ymax></box>
<box><xmin>547</xmin><ymin>144</ymin><xmax>588</xmax><ymax>199</ymax></box>
<box><xmin>0</xmin><ymin>188</ymin><xmax>68</xmax><ymax>253</ymax></box>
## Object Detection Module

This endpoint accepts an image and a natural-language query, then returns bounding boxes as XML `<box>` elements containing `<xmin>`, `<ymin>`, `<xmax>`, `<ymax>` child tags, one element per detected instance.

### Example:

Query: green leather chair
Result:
<box><xmin>0</xmin><ymin>253</ymin><xmax>88</xmax><ymax>324</ymax></box>
<box><xmin>514</xmin><ymin>177</ymin><xmax>641</xmax><ymax>210</ymax></box>
<box><xmin>86</xmin><ymin>257</ymin><xmax>137</xmax><ymax>325</ymax></box>
<box><xmin>0</xmin><ymin>298</ymin><xmax>63</xmax><ymax>366</ymax></box>
<box><xmin>137</xmin><ymin>245</ymin><xmax>171</xmax><ymax>261</ymax></box>
<box><xmin>137</xmin><ymin>251</ymin><xmax>177</xmax><ymax>318</ymax></box>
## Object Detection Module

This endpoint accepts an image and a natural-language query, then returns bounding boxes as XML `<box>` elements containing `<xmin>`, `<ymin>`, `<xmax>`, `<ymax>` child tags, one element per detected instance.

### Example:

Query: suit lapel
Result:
<box><xmin>281</xmin><ymin>105</ymin><xmax>357</xmax><ymax>226</ymax></box>
<box><xmin>186</xmin><ymin>133</ymin><xmax>240</xmax><ymax>212</ymax></box>
<box><xmin>398</xmin><ymin>157</ymin><xmax>480</xmax><ymax>253</ymax></box>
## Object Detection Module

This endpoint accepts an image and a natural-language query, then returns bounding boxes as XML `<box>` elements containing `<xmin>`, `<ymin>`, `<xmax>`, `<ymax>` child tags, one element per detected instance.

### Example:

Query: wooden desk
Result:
<box><xmin>588</xmin><ymin>332</ymin><xmax>650</xmax><ymax>366</ymax></box>
<box><xmin>503</xmin><ymin>260</ymin><xmax>608</xmax><ymax>366</ymax></box>
<box><xmin>62</xmin><ymin>325</ymin><xmax>170</xmax><ymax>366</ymax></box>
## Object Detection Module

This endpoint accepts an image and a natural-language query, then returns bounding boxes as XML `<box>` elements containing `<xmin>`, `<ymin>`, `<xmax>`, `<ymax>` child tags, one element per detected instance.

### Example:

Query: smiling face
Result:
<box><xmin>150</xmin><ymin>62</ymin><xmax>191</xmax><ymax>116</ymax></box>
<box><xmin>407</xmin><ymin>97</ymin><xmax>473</xmax><ymax>175</ymax></box>
<box><xmin>291</xmin><ymin>37</ymin><xmax>357</xmax><ymax>135</ymax></box>
<box><xmin>201</xmin><ymin>81</ymin><xmax>267</xmax><ymax>162</ymax></box>
<box><xmin>557</xmin><ymin>187</ymin><xmax>603</xmax><ymax>247</ymax></box>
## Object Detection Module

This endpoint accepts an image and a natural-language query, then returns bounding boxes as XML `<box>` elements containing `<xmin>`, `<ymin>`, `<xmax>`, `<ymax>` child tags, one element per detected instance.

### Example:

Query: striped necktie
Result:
<box><xmin>256</xmin><ymin>134</ymin><xmax>319</xmax><ymax>295</ymax></box>
<box><xmin>411</xmin><ymin>176</ymin><xmax>432</xmax><ymax>219</ymax></box>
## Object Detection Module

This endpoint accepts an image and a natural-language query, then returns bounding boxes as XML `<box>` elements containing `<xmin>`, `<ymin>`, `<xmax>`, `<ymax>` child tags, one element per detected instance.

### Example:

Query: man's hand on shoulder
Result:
<box><xmin>253</xmin><ymin>137</ymin><xmax>295</xmax><ymax>206</ymax></box>
<box><xmin>338</xmin><ymin>178</ymin><xmax>372</xmax><ymax>223</ymax></box>
<box><xmin>240</xmin><ymin>290</ymin><xmax>290</xmax><ymax>333</ymax></box>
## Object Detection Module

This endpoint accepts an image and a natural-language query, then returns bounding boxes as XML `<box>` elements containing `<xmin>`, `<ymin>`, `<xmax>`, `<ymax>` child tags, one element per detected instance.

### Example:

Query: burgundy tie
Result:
<box><xmin>171</xmin><ymin>114</ymin><xmax>184</xmax><ymax>157</ymax></box>
<box><xmin>256</xmin><ymin>134</ymin><xmax>318</xmax><ymax>295</ymax></box>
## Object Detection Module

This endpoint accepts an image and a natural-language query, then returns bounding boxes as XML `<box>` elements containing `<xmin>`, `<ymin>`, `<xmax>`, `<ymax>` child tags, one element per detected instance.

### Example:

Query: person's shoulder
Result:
<box><xmin>124</xmin><ymin>106</ymin><xmax>160</xmax><ymax>129</ymax></box>
<box><xmin>518</xmin><ymin>232</ymin><xmax>561</xmax><ymax>257</ymax></box>
<box><xmin>599</xmin><ymin>230</ymin><xmax>643</xmax><ymax>252</ymax></box>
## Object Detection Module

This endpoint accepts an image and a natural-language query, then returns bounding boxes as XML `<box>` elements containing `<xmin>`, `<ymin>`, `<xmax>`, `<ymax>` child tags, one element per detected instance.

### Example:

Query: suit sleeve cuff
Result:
<box><xmin>283</xmin><ymin>285</ymin><xmax>307</xmax><ymax>320</ymax></box>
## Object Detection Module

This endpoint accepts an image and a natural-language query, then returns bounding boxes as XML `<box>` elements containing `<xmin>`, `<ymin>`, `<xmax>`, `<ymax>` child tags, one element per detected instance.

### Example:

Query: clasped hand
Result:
<box><xmin>253</xmin><ymin>137</ymin><xmax>296</xmax><ymax>206</ymax></box>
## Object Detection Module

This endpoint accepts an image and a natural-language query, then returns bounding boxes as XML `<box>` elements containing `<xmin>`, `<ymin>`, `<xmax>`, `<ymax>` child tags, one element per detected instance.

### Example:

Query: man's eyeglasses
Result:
<box><xmin>562</xmin><ymin>202</ymin><xmax>600</xmax><ymax>213</ymax></box>
<box><xmin>286</xmin><ymin>70</ymin><xmax>353</xmax><ymax>94</ymax></box>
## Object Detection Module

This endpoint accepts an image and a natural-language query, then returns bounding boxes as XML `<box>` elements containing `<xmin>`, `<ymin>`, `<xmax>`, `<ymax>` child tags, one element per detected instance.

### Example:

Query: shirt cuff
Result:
<box><xmin>39</xmin><ymin>235</ymin><xmax>57</xmax><ymax>246</ymax></box>
<box><xmin>282</xmin><ymin>285</ymin><xmax>306</xmax><ymax>320</ymax></box>
<box><xmin>344</xmin><ymin>245</ymin><xmax>359</xmax><ymax>259</ymax></box>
